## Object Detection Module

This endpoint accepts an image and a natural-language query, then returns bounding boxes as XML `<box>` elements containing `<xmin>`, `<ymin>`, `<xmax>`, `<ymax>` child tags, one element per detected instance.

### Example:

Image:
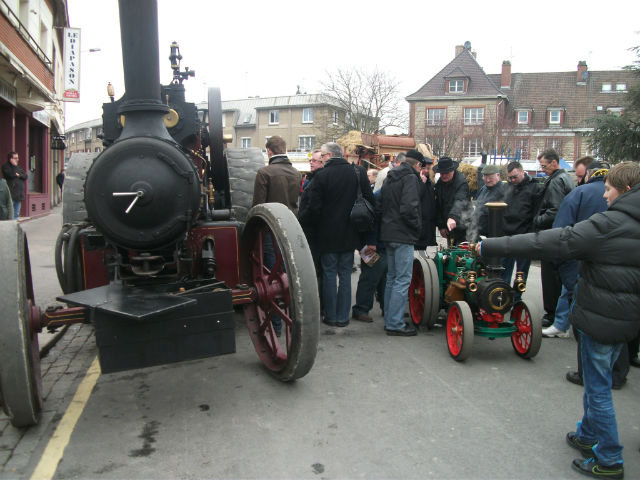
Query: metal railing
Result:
<box><xmin>0</xmin><ymin>0</ymin><xmax>53</xmax><ymax>69</ymax></box>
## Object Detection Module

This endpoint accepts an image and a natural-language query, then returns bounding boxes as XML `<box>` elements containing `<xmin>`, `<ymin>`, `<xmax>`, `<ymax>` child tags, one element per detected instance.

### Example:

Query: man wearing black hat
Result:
<box><xmin>378</xmin><ymin>150</ymin><xmax>423</xmax><ymax>336</ymax></box>
<box><xmin>434</xmin><ymin>157</ymin><xmax>470</xmax><ymax>244</ymax></box>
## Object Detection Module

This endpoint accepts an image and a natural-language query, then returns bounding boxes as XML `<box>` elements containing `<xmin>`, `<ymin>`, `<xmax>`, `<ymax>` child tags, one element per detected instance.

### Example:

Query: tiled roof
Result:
<box><xmin>406</xmin><ymin>48</ymin><xmax>503</xmax><ymax>100</ymax></box>
<box><xmin>66</xmin><ymin>118</ymin><xmax>102</xmax><ymax>132</ymax></box>
<box><xmin>487</xmin><ymin>70</ymin><xmax>637</xmax><ymax>128</ymax></box>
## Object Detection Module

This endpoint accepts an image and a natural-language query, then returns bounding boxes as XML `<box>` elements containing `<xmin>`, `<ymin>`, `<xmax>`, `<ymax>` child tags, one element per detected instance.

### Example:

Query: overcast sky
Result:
<box><xmin>64</xmin><ymin>0</ymin><xmax>640</xmax><ymax>130</ymax></box>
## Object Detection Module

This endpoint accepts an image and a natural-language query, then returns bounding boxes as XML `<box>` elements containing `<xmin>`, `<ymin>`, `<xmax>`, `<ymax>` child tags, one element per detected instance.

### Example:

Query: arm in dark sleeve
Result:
<box><xmin>252</xmin><ymin>170</ymin><xmax>267</xmax><ymax>207</ymax></box>
<box><xmin>19</xmin><ymin>167</ymin><xmax>28</xmax><ymax>180</ymax></box>
<box><xmin>535</xmin><ymin>179</ymin><xmax>570</xmax><ymax>229</ymax></box>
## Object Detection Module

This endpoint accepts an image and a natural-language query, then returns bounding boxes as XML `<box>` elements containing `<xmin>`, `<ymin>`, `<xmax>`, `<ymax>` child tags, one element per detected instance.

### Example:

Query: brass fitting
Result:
<box><xmin>515</xmin><ymin>271</ymin><xmax>527</xmax><ymax>292</ymax></box>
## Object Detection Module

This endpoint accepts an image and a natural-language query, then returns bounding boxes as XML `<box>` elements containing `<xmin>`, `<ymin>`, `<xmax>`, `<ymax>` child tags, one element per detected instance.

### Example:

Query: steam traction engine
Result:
<box><xmin>0</xmin><ymin>0</ymin><xmax>319</xmax><ymax>428</ymax></box>
<box><xmin>408</xmin><ymin>202</ymin><xmax>542</xmax><ymax>361</ymax></box>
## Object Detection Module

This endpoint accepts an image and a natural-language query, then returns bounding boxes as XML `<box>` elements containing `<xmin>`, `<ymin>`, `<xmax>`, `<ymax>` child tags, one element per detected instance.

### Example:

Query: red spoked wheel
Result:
<box><xmin>0</xmin><ymin>222</ymin><xmax>43</xmax><ymax>427</ymax></box>
<box><xmin>510</xmin><ymin>301</ymin><xmax>542</xmax><ymax>358</ymax></box>
<box><xmin>240</xmin><ymin>203</ymin><xmax>319</xmax><ymax>381</ymax></box>
<box><xmin>408</xmin><ymin>252</ymin><xmax>440</xmax><ymax>329</ymax></box>
<box><xmin>446</xmin><ymin>301</ymin><xmax>474</xmax><ymax>361</ymax></box>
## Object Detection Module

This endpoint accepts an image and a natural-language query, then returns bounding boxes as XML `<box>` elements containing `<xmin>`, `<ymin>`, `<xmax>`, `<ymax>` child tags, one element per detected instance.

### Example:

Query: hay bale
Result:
<box><xmin>457</xmin><ymin>162</ymin><xmax>479</xmax><ymax>192</ymax></box>
<box><xmin>337</xmin><ymin>131</ymin><xmax>364</xmax><ymax>155</ymax></box>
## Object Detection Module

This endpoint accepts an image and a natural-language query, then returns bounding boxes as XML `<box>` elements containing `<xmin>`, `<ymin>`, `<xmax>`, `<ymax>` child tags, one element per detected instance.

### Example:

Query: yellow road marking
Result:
<box><xmin>30</xmin><ymin>356</ymin><xmax>101</xmax><ymax>480</ymax></box>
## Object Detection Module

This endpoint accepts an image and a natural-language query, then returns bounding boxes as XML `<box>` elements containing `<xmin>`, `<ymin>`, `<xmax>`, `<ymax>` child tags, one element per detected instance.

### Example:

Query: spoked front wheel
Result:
<box><xmin>240</xmin><ymin>203</ymin><xmax>319</xmax><ymax>381</ymax></box>
<box><xmin>0</xmin><ymin>222</ymin><xmax>42</xmax><ymax>427</ymax></box>
<box><xmin>510</xmin><ymin>301</ymin><xmax>542</xmax><ymax>358</ymax></box>
<box><xmin>446</xmin><ymin>301</ymin><xmax>474</xmax><ymax>362</ymax></box>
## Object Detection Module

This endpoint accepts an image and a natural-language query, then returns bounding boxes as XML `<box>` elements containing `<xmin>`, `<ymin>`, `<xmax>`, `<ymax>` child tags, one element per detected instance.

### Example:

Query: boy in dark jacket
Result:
<box><xmin>477</xmin><ymin>162</ymin><xmax>640</xmax><ymax>479</ymax></box>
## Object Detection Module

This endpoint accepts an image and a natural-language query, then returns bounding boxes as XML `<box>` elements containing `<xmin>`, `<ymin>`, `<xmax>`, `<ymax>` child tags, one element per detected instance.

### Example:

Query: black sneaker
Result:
<box><xmin>385</xmin><ymin>325</ymin><xmax>417</xmax><ymax>337</ymax></box>
<box><xmin>571</xmin><ymin>457</ymin><xmax>623</xmax><ymax>479</ymax></box>
<box><xmin>567</xmin><ymin>432</ymin><xmax>597</xmax><ymax>457</ymax></box>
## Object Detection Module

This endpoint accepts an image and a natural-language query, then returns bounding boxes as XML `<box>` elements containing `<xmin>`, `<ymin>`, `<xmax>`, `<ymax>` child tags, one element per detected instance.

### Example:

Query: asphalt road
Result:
<box><xmin>2</xmin><ymin>208</ymin><xmax>640</xmax><ymax>480</ymax></box>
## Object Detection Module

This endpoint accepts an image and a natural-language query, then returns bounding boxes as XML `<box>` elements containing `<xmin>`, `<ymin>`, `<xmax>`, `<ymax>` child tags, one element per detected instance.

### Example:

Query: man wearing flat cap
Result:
<box><xmin>434</xmin><ymin>157</ymin><xmax>470</xmax><ymax>244</ymax></box>
<box><xmin>473</xmin><ymin>163</ymin><xmax>505</xmax><ymax>240</ymax></box>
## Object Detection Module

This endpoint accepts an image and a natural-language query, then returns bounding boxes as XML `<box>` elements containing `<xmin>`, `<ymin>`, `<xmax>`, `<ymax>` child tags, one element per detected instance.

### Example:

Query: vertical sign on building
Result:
<box><xmin>63</xmin><ymin>28</ymin><xmax>81</xmax><ymax>102</ymax></box>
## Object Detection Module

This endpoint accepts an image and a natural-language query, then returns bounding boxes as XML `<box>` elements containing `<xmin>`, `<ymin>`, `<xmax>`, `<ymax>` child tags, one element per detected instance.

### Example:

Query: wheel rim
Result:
<box><xmin>446</xmin><ymin>304</ymin><xmax>464</xmax><ymax>356</ymax></box>
<box><xmin>511</xmin><ymin>303</ymin><xmax>532</xmax><ymax>354</ymax></box>
<box><xmin>409</xmin><ymin>261</ymin><xmax>425</xmax><ymax>325</ymax></box>
<box><xmin>241</xmin><ymin>203</ymin><xmax>319</xmax><ymax>381</ymax></box>
<box><xmin>0</xmin><ymin>223</ymin><xmax>42</xmax><ymax>427</ymax></box>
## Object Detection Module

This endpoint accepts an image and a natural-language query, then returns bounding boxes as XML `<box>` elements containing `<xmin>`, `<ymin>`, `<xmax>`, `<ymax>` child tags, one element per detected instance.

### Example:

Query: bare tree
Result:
<box><xmin>322</xmin><ymin>68</ymin><xmax>407</xmax><ymax>134</ymax></box>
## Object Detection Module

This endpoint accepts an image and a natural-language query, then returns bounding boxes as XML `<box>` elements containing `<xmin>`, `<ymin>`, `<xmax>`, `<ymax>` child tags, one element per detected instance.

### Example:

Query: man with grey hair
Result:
<box><xmin>302</xmin><ymin>142</ymin><xmax>374</xmax><ymax>327</ymax></box>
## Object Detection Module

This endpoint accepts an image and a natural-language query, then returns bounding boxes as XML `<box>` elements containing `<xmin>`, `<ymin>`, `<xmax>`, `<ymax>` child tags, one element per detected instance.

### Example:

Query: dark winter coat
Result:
<box><xmin>252</xmin><ymin>155</ymin><xmax>302</xmax><ymax>215</ymax></box>
<box><xmin>2</xmin><ymin>161</ymin><xmax>28</xmax><ymax>202</ymax></box>
<box><xmin>533</xmin><ymin>168</ymin><xmax>574</xmax><ymax>231</ymax></box>
<box><xmin>0</xmin><ymin>178</ymin><xmax>13</xmax><ymax>220</ymax></box>
<box><xmin>481</xmin><ymin>183</ymin><xmax>640</xmax><ymax>344</ymax></box>
<box><xmin>302</xmin><ymin>157</ymin><xmax>374</xmax><ymax>254</ymax></box>
<box><xmin>474</xmin><ymin>181</ymin><xmax>505</xmax><ymax>238</ymax></box>
<box><xmin>435</xmin><ymin>170</ymin><xmax>470</xmax><ymax>240</ymax></box>
<box><xmin>502</xmin><ymin>173</ymin><xmax>540</xmax><ymax>235</ymax></box>
<box><xmin>415</xmin><ymin>177</ymin><xmax>437</xmax><ymax>249</ymax></box>
<box><xmin>378</xmin><ymin>162</ymin><xmax>422</xmax><ymax>245</ymax></box>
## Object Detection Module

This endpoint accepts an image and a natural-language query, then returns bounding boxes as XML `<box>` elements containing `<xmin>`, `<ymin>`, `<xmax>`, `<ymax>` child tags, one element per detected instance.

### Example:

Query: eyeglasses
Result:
<box><xmin>320</xmin><ymin>152</ymin><xmax>330</xmax><ymax>158</ymax></box>
<box><xmin>508</xmin><ymin>174</ymin><xmax>519</xmax><ymax>180</ymax></box>
<box><xmin>539</xmin><ymin>162</ymin><xmax>550</xmax><ymax>169</ymax></box>
<box><xmin>310</xmin><ymin>159</ymin><xmax>323</xmax><ymax>162</ymax></box>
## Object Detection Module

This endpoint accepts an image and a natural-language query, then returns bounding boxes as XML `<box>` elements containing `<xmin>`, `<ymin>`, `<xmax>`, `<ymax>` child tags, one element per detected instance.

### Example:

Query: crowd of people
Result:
<box><xmin>252</xmin><ymin>136</ymin><xmax>640</xmax><ymax>479</ymax></box>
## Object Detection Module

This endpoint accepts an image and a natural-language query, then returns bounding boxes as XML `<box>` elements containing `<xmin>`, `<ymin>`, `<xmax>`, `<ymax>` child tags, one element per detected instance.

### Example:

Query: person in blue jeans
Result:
<box><xmin>377</xmin><ymin>150</ymin><xmax>424</xmax><ymax>336</ymax></box>
<box><xmin>542</xmin><ymin>162</ymin><xmax>609</xmax><ymax>338</ymax></box>
<box><xmin>477</xmin><ymin>162</ymin><xmax>640</xmax><ymax>479</ymax></box>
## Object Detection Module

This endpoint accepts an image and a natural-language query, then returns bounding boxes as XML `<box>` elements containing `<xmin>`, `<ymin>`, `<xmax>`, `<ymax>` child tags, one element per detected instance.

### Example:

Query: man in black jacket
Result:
<box><xmin>415</xmin><ymin>155</ymin><xmax>437</xmax><ymax>250</ymax></box>
<box><xmin>303</xmin><ymin>142</ymin><xmax>373</xmax><ymax>327</ymax></box>
<box><xmin>534</xmin><ymin>148</ymin><xmax>574</xmax><ymax>326</ymax></box>
<box><xmin>378</xmin><ymin>150</ymin><xmax>423</xmax><ymax>336</ymax></box>
<box><xmin>501</xmin><ymin>161</ymin><xmax>540</xmax><ymax>301</ymax></box>
<box><xmin>477</xmin><ymin>162</ymin><xmax>640</xmax><ymax>480</ymax></box>
<box><xmin>2</xmin><ymin>151</ymin><xmax>28</xmax><ymax>219</ymax></box>
<box><xmin>434</xmin><ymin>157</ymin><xmax>470</xmax><ymax>245</ymax></box>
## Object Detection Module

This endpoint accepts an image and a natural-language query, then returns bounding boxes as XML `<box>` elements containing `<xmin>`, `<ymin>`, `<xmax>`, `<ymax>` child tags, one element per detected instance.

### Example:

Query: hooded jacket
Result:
<box><xmin>434</xmin><ymin>170</ymin><xmax>470</xmax><ymax>239</ymax></box>
<box><xmin>482</xmin><ymin>183</ymin><xmax>640</xmax><ymax>344</ymax></box>
<box><xmin>378</xmin><ymin>161</ymin><xmax>422</xmax><ymax>245</ymax></box>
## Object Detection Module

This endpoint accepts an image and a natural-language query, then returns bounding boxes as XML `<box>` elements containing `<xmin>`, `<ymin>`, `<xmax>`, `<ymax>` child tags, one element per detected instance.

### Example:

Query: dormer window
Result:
<box><xmin>517</xmin><ymin>111</ymin><xmax>530</xmax><ymax>125</ymax></box>
<box><xmin>449</xmin><ymin>79</ymin><xmax>464</xmax><ymax>93</ymax></box>
<box><xmin>548</xmin><ymin>109</ymin><xmax>563</xmax><ymax>125</ymax></box>
<box><xmin>616</xmin><ymin>83</ymin><xmax>627</xmax><ymax>92</ymax></box>
<box><xmin>601</xmin><ymin>83</ymin><xmax>612</xmax><ymax>92</ymax></box>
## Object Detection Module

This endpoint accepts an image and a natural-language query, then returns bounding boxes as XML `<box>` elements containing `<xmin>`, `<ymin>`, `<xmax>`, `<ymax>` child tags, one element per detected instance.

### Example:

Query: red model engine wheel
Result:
<box><xmin>446</xmin><ymin>301</ymin><xmax>474</xmax><ymax>361</ymax></box>
<box><xmin>409</xmin><ymin>252</ymin><xmax>440</xmax><ymax>329</ymax></box>
<box><xmin>0</xmin><ymin>222</ymin><xmax>42</xmax><ymax>427</ymax></box>
<box><xmin>510</xmin><ymin>301</ymin><xmax>542</xmax><ymax>358</ymax></box>
<box><xmin>240</xmin><ymin>203</ymin><xmax>319</xmax><ymax>381</ymax></box>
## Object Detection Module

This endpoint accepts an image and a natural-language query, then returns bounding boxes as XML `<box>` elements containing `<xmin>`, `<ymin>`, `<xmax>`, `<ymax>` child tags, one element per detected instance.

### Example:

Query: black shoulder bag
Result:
<box><xmin>350</xmin><ymin>166</ymin><xmax>375</xmax><ymax>233</ymax></box>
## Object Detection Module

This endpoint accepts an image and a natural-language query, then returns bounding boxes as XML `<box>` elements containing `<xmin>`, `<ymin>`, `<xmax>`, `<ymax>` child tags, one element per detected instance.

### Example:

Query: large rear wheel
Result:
<box><xmin>0</xmin><ymin>222</ymin><xmax>42</xmax><ymax>427</ymax></box>
<box><xmin>446</xmin><ymin>301</ymin><xmax>474</xmax><ymax>362</ymax></box>
<box><xmin>240</xmin><ymin>203</ymin><xmax>319</xmax><ymax>381</ymax></box>
<box><xmin>408</xmin><ymin>252</ymin><xmax>440</xmax><ymax>329</ymax></box>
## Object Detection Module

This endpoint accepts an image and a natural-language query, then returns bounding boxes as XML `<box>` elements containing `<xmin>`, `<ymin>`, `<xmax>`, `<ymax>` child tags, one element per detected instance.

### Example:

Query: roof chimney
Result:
<box><xmin>501</xmin><ymin>60</ymin><xmax>511</xmax><ymax>89</ymax></box>
<box><xmin>455</xmin><ymin>45</ymin><xmax>464</xmax><ymax>57</ymax></box>
<box><xmin>577</xmin><ymin>61</ymin><xmax>588</xmax><ymax>84</ymax></box>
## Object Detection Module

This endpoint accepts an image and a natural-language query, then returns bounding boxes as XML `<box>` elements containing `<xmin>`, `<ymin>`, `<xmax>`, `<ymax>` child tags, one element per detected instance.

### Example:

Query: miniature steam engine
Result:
<box><xmin>0</xmin><ymin>0</ymin><xmax>319</xmax><ymax>428</ymax></box>
<box><xmin>408</xmin><ymin>202</ymin><xmax>541</xmax><ymax>361</ymax></box>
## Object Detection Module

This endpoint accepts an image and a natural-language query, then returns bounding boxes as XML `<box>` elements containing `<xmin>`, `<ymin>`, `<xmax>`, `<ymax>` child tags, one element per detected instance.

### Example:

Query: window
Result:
<box><xmin>331</xmin><ymin>110</ymin><xmax>339</xmax><ymax>124</ymax></box>
<box><xmin>241</xmin><ymin>137</ymin><xmax>251</xmax><ymax>148</ymax></box>
<box><xmin>449</xmin><ymin>79</ymin><xmax>464</xmax><ymax>93</ymax></box>
<box><xmin>302</xmin><ymin>108</ymin><xmax>313</xmax><ymax>123</ymax></box>
<box><xmin>549</xmin><ymin>110</ymin><xmax>562</xmax><ymax>125</ymax></box>
<box><xmin>426</xmin><ymin>137</ymin><xmax>445</xmax><ymax>157</ymax></box>
<box><xmin>298</xmin><ymin>135</ymin><xmax>315</xmax><ymax>151</ymax></box>
<box><xmin>513</xmin><ymin>138</ymin><xmax>529</xmax><ymax>159</ymax></box>
<box><xmin>546</xmin><ymin>138</ymin><xmax>563</xmax><ymax>156</ymax></box>
<box><xmin>243</xmin><ymin>114</ymin><xmax>251</xmax><ymax>124</ymax></box>
<box><xmin>464</xmin><ymin>107</ymin><xmax>484</xmax><ymax>125</ymax></box>
<box><xmin>517</xmin><ymin>111</ymin><xmax>529</xmax><ymax>125</ymax></box>
<box><xmin>616</xmin><ymin>83</ymin><xmax>627</xmax><ymax>92</ymax></box>
<box><xmin>601</xmin><ymin>83</ymin><xmax>612</xmax><ymax>92</ymax></box>
<box><xmin>462</xmin><ymin>137</ymin><xmax>482</xmax><ymax>157</ymax></box>
<box><xmin>426</xmin><ymin>108</ymin><xmax>446</xmax><ymax>126</ymax></box>
<box><xmin>269</xmin><ymin>110</ymin><xmax>279</xmax><ymax>125</ymax></box>
<box><xmin>607</xmin><ymin>107</ymin><xmax>624</xmax><ymax>117</ymax></box>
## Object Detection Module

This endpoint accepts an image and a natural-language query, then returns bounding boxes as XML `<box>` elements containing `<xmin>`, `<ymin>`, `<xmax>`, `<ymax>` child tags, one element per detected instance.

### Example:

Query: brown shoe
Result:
<box><xmin>352</xmin><ymin>312</ymin><xmax>373</xmax><ymax>323</ymax></box>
